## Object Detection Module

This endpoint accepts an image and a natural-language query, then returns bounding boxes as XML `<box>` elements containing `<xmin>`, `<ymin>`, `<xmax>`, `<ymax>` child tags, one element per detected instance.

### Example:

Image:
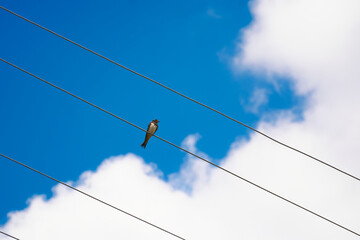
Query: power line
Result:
<box><xmin>0</xmin><ymin>230</ymin><xmax>20</xmax><ymax>240</ymax></box>
<box><xmin>0</xmin><ymin>6</ymin><xmax>358</xmax><ymax>183</ymax></box>
<box><xmin>1</xmin><ymin>58</ymin><xmax>359</xmax><ymax>237</ymax></box>
<box><xmin>0</xmin><ymin>153</ymin><xmax>185</xmax><ymax>240</ymax></box>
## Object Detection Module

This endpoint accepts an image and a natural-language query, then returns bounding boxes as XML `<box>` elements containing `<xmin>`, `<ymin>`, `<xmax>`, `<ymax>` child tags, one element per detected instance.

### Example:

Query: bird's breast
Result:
<box><xmin>148</xmin><ymin>123</ymin><xmax>157</xmax><ymax>134</ymax></box>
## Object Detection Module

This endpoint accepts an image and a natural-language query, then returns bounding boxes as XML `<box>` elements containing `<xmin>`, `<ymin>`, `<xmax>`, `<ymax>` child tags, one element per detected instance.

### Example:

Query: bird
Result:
<box><xmin>141</xmin><ymin>119</ymin><xmax>159</xmax><ymax>148</ymax></box>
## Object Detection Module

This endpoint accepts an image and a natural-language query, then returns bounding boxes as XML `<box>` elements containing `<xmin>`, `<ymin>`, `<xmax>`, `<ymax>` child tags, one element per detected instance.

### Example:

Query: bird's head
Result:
<box><xmin>153</xmin><ymin>119</ymin><xmax>160</xmax><ymax>123</ymax></box>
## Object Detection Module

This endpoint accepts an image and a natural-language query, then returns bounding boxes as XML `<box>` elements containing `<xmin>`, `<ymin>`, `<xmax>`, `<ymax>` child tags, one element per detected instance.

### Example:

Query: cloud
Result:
<box><xmin>206</xmin><ymin>8</ymin><xmax>222</xmax><ymax>19</ymax></box>
<box><xmin>168</xmin><ymin>134</ymin><xmax>212</xmax><ymax>194</ymax></box>
<box><xmin>234</xmin><ymin>0</ymin><xmax>360</xmax><ymax>169</ymax></box>
<box><xmin>235</xmin><ymin>0</ymin><xmax>360</xmax><ymax>96</ymax></box>
<box><xmin>2</xmin><ymin>0</ymin><xmax>360</xmax><ymax>239</ymax></box>
<box><xmin>0</xmin><ymin>154</ymin><xmax>192</xmax><ymax>239</ymax></box>
<box><xmin>243</xmin><ymin>88</ymin><xmax>268</xmax><ymax>114</ymax></box>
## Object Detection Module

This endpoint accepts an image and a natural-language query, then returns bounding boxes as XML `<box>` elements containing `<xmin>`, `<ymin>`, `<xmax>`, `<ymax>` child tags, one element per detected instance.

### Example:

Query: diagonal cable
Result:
<box><xmin>1</xmin><ymin>57</ymin><xmax>359</xmax><ymax>237</ymax></box>
<box><xmin>0</xmin><ymin>5</ymin><xmax>358</xmax><ymax>183</ymax></box>
<box><xmin>0</xmin><ymin>230</ymin><xmax>20</xmax><ymax>240</ymax></box>
<box><xmin>0</xmin><ymin>153</ymin><xmax>185</xmax><ymax>240</ymax></box>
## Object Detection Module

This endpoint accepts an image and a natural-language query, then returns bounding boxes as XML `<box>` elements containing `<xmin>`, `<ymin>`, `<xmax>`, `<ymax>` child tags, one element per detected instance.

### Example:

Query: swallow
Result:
<box><xmin>141</xmin><ymin>119</ymin><xmax>159</xmax><ymax>148</ymax></box>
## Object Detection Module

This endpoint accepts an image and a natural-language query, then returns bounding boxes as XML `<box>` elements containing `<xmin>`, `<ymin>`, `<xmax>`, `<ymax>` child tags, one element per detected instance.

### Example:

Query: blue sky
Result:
<box><xmin>3</xmin><ymin>1</ymin><xmax>358</xmax><ymax>239</ymax></box>
<box><xmin>0</xmin><ymin>0</ymin><xmax>303</xmax><ymax>225</ymax></box>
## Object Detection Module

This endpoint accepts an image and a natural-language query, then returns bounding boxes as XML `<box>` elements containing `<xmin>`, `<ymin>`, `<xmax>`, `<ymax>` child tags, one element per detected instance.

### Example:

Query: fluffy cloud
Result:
<box><xmin>2</xmin><ymin>0</ymin><xmax>360</xmax><ymax>239</ymax></box>
<box><xmin>235</xmin><ymin>0</ymin><xmax>360</xmax><ymax>171</ymax></box>
<box><xmin>0</xmin><ymin>154</ymin><xmax>192</xmax><ymax>239</ymax></box>
<box><xmin>168</xmin><ymin>134</ymin><xmax>212</xmax><ymax>194</ymax></box>
<box><xmin>243</xmin><ymin>88</ymin><xmax>269</xmax><ymax>114</ymax></box>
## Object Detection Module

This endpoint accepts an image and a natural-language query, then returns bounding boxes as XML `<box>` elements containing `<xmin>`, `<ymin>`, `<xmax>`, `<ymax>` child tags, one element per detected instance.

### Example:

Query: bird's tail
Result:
<box><xmin>141</xmin><ymin>141</ymin><xmax>147</xmax><ymax>148</ymax></box>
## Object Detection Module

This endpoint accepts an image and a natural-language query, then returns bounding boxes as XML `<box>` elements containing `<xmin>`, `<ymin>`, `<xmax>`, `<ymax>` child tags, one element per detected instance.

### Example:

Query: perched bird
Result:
<box><xmin>141</xmin><ymin>119</ymin><xmax>159</xmax><ymax>148</ymax></box>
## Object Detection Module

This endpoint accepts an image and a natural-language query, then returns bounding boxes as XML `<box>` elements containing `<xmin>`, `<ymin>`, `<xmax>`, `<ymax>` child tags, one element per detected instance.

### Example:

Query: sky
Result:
<box><xmin>0</xmin><ymin>0</ymin><xmax>360</xmax><ymax>239</ymax></box>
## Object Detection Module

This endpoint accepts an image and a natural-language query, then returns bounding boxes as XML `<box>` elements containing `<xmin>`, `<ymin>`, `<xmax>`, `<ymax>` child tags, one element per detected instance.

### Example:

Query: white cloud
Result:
<box><xmin>168</xmin><ymin>134</ymin><xmax>212</xmax><ymax>194</ymax></box>
<box><xmin>1</xmin><ymin>154</ymin><xmax>192</xmax><ymax>240</ymax></box>
<box><xmin>2</xmin><ymin>0</ymin><xmax>360</xmax><ymax>239</ymax></box>
<box><xmin>206</xmin><ymin>8</ymin><xmax>222</xmax><ymax>19</ymax></box>
<box><xmin>235</xmin><ymin>0</ymin><xmax>360</xmax><ymax>170</ymax></box>
<box><xmin>243</xmin><ymin>88</ymin><xmax>268</xmax><ymax>114</ymax></box>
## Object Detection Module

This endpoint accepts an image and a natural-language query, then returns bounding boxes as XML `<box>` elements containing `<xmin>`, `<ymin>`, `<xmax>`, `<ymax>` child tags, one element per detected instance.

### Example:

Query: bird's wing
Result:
<box><xmin>146</xmin><ymin>122</ymin><xmax>152</xmax><ymax>132</ymax></box>
<box><xmin>153</xmin><ymin>123</ymin><xmax>158</xmax><ymax>134</ymax></box>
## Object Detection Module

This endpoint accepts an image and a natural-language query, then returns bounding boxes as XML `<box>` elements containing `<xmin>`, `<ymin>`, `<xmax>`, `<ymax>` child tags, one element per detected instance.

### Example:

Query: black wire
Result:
<box><xmin>1</xmin><ymin>58</ymin><xmax>359</xmax><ymax>237</ymax></box>
<box><xmin>0</xmin><ymin>231</ymin><xmax>20</xmax><ymax>240</ymax></box>
<box><xmin>0</xmin><ymin>6</ymin><xmax>358</xmax><ymax>183</ymax></box>
<box><xmin>0</xmin><ymin>153</ymin><xmax>185</xmax><ymax>240</ymax></box>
